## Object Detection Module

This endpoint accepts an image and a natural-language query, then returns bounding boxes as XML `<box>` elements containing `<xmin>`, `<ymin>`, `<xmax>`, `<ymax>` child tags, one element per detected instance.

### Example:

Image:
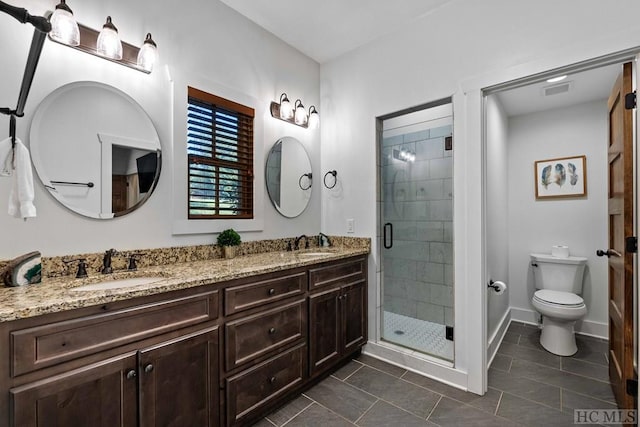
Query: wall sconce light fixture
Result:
<box><xmin>48</xmin><ymin>1</ymin><xmax>158</xmax><ymax>73</ymax></box>
<box><xmin>393</xmin><ymin>148</ymin><xmax>416</xmax><ymax>163</ymax></box>
<box><xmin>270</xmin><ymin>93</ymin><xmax>319</xmax><ymax>129</ymax></box>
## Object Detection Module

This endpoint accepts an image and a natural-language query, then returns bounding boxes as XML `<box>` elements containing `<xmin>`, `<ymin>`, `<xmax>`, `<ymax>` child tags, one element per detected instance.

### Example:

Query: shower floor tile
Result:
<box><xmin>383</xmin><ymin>311</ymin><xmax>453</xmax><ymax>361</ymax></box>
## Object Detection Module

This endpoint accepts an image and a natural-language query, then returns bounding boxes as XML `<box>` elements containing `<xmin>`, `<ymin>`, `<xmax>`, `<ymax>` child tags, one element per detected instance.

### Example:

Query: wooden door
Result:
<box><xmin>342</xmin><ymin>281</ymin><xmax>367</xmax><ymax>355</ymax></box>
<box><xmin>138</xmin><ymin>326</ymin><xmax>219</xmax><ymax>427</ymax></box>
<box><xmin>309</xmin><ymin>287</ymin><xmax>341</xmax><ymax>377</ymax></box>
<box><xmin>11</xmin><ymin>353</ymin><xmax>137</xmax><ymax>427</ymax></box>
<box><xmin>606</xmin><ymin>61</ymin><xmax>636</xmax><ymax>409</ymax></box>
<box><xmin>112</xmin><ymin>175</ymin><xmax>128</xmax><ymax>213</ymax></box>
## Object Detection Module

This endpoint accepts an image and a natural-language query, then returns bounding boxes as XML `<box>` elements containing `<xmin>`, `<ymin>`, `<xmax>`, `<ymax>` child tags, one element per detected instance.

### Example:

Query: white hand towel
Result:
<box><xmin>0</xmin><ymin>137</ymin><xmax>36</xmax><ymax>219</ymax></box>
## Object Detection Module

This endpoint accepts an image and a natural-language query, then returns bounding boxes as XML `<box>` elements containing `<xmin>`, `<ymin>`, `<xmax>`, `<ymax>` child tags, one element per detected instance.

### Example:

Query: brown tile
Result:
<box><xmin>356</xmin><ymin>354</ymin><xmax>407</xmax><ymax>377</ymax></box>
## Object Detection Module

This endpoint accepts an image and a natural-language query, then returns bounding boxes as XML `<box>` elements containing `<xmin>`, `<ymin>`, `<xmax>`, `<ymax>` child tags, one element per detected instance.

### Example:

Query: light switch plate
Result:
<box><xmin>347</xmin><ymin>218</ymin><xmax>355</xmax><ymax>233</ymax></box>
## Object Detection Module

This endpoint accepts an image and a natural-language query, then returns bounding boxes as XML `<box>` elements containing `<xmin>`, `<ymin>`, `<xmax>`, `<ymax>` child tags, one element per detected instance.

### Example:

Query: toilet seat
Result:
<box><xmin>533</xmin><ymin>290</ymin><xmax>584</xmax><ymax>307</ymax></box>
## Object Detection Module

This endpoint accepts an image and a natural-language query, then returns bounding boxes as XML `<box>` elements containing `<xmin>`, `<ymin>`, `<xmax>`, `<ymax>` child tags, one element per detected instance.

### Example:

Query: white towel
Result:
<box><xmin>0</xmin><ymin>137</ymin><xmax>36</xmax><ymax>219</ymax></box>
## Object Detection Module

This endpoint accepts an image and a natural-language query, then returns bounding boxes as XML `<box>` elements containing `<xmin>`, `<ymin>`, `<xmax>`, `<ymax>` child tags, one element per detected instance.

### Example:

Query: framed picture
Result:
<box><xmin>534</xmin><ymin>155</ymin><xmax>587</xmax><ymax>199</ymax></box>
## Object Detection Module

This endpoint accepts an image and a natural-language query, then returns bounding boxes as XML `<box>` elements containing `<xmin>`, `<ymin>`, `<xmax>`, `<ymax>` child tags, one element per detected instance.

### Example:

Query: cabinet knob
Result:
<box><xmin>269</xmin><ymin>327</ymin><xmax>276</xmax><ymax>334</ymax></box>
<box><xmin>125</xmin><ymin>369</ymin><xmax>137</xmax><ymax>380</ymax></box>
<box><xmin>144</xmin><ymin>363</ymin><xmax>154</xmax><ymax>373</ymax></box>
<box><xmin>338</xmin><ymin>295</ymin><xmax>343</xmax><ymax>300</ymax></box>
<box><xmin>269</xmin><ymin>376</ymin><xmax>276</xmax><ymax>384</ymax></box>
<box><xmin>268</xmin><ymin>288</ymin><xmax>276</xmax><ymax>296</ymax></box>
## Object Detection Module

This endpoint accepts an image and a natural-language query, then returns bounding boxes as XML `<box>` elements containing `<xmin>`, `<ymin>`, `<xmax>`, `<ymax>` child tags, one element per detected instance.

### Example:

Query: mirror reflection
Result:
<box><xmin>30</xmin><ymin>81</ymin><xmax>161</xmax><ymax>219</ymax></box>
<box><xmin>265</xmin><ymin>136</ymin><xmax>312</xmax><ymax>218</ymax></box>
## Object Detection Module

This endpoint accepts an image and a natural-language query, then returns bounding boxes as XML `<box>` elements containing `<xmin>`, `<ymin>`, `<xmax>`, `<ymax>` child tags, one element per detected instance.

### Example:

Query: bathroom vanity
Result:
<box><xmin>0</xmin><ymin>249</ymin><xmax>367</xmax><ymax>427</ymax></box>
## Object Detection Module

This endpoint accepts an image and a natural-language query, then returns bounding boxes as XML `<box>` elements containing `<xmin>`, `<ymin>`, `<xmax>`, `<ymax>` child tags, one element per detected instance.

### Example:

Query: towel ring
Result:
<box><xmin>323</xmin><ymin>170</ymin><xmax>337</xmax><ymax>189</ymax></box>
<box><xmin>298</xmin><ymin>172</ymin><xmax>312</xmax><ymax>190</ymax></box>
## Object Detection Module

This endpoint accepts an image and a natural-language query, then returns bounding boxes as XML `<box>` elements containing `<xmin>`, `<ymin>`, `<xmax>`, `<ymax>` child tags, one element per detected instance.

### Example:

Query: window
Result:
<box><xmin>187</xmin><ymin>86</ymin><xmax>254</xmax><ymax>219</ymax></box>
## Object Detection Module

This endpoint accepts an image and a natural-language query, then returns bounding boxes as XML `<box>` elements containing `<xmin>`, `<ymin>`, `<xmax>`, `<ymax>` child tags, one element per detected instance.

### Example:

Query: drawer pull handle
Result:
<box><xmin>268</xmin><ymin>288</ymin><xmax>276</xmax><ymax>296</ymax></box>
<box><xmin>269</xmin><ymin>376</ymin><xmax>276</xmax><ymax>384</ymax></box>
<box><xmin>144</xmin><ymin>364</ymin><xmax>154</xmax><ymax>373</ymax></box>
<box><xmin>126</xmin><ymin>369</ymin><xmax>137</xmax><ymax>380</ymax></box>
<box><xmin>269</xmin><ymin>327</ymin><xmax>276</xmax><ymax>334</ymax></box>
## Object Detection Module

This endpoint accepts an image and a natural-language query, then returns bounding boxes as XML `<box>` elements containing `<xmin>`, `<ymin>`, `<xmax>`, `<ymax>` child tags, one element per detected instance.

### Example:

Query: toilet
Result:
<box><xmin>530</xmin><ymin>253</ymin><xmax>588</xmax><ymax>356</ymax></box>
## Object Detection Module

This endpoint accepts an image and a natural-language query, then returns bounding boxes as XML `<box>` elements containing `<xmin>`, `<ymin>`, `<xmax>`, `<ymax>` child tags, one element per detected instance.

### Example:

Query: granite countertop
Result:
<box><xmin>0</xmin><ymin>248</ymin><xmax>368</xmax><ymax>323</ymax></box>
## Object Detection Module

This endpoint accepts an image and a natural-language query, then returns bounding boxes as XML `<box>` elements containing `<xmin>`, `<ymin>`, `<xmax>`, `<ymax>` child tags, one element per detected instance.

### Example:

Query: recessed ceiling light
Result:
<box><xmin>546</xmin><ymin>75</ymin><xmax>568</xmax><ymax>83</ymax></box>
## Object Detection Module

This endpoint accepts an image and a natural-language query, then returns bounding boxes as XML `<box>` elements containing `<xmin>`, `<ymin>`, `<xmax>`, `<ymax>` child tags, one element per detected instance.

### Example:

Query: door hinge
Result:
<box><xmin>445</xmin><ymin>325</ymin><xmax>454</xmax><ymax>341</ymax></box>
<box><xmin>625</xmin><ymin>91</ymin><xmax>636</xmax><ymax>110</ymax></box>
<box><xmin>626</xmin><ymin>378</ymin><xmax>638</xmax><ymax>397</ymax></box>
<box><xmin>625</xmin><ymin>236</ymin><xmax>638</xmax><ymax>254</ymax></box>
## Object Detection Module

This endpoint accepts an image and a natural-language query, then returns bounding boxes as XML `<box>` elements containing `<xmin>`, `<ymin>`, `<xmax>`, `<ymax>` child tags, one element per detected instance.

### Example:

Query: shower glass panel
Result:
<box><xmin>380</xmin><ymin>102</ymin><xmax>454</xmax><ymax>362</ymax></box>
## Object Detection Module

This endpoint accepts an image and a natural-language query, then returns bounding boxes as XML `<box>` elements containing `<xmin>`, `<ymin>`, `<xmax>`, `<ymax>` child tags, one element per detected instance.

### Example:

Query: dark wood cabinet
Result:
<box><xmin>11</xmin><ymin>352</ymin><xmax>138</xmax><ymax>427</ymax></box>
<box><xmin>342</xmin><ymin>281</ymin><xmax>367</xmax><ymax>355</ymax></box>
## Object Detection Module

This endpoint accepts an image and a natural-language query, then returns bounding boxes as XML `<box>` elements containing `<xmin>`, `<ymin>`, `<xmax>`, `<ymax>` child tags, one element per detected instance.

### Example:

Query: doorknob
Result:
<box><xmin>596</xmin><ymin>249</ymin><xmax>622</xmax><ymax>258</ymax></box>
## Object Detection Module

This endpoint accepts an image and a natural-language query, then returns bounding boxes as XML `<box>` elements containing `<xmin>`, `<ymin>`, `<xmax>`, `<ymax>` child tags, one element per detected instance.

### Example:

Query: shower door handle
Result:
<box><xmin>383</xmin><ymin>223</ymin><xmax>393</xmax><ymax>249</ymax></box>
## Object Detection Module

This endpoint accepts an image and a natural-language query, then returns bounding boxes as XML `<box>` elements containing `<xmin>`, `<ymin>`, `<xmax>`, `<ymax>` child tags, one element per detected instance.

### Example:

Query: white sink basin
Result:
<box><xmin>71</xmin><ymin>276</ymin><xmax>166</xmax><ymax>291</ymax></box>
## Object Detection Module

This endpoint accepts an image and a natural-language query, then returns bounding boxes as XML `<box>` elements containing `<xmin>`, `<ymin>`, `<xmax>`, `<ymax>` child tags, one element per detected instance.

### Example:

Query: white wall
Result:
<box><xmin>0</xmin><ymin>0</ymin><xmax>320</xmax><ymax>258</ymax></box>
<box><xmin>320</xmin><ymin>0</ymin><xmax>640</xmax><ymax>391</ymax></box>
<box><xmin>485</xmin><ymin>95</ymin><xmax>510</xmax><ymax>344</ymax></box>
<box><xmin>507</xmin><ymin>100</ymin><xmax>608</xmax><ymax>335</ymax></box>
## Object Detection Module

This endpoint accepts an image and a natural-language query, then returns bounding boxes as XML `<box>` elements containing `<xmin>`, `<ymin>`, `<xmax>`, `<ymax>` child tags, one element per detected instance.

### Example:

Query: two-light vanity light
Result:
<box><xmin>48</xmin><ymin>0</ymin><xmax>158</xmax><ymax>73</ymax></box>
<box><xmin>271</xmin><ymin>93</ymin><xmax>320</xmax><ymax>129</ymax></box>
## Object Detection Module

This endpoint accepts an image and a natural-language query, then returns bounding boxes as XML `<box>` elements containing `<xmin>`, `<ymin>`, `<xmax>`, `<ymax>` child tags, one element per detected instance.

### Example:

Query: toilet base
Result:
<box><xmin>539</xmin><ymin>316</ymin><xmax>578</xmax><ymax>356</ymax></box>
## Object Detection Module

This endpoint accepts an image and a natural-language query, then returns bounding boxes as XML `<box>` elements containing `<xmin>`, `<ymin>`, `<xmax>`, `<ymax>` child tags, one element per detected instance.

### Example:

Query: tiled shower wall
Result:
<box><xmin>381</xmin><ymin>124</ymin><xmax>454</xmax><ymax>326</ymax></box>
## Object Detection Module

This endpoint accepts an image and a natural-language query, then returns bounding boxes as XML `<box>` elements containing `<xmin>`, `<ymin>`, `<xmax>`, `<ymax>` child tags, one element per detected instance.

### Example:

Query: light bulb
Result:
<box><xmin>279</xmin><ymin>94</ymin><xmax>293</xmax><ymax>120</ymax></box>
<box><xmin>137</xmin><ymin>33</ymin><xmax>158</xmax><ymax>72</ymax></box>
<box><xmin>308</xmin><ymin>106</ymin><xmax>319</xmax><ymax>129</ymax></box>
<box><xmin>294</xmin><ymin>100</ymin><xmax>308</xmax><ymax>125</ymax></box>
<box><xmin>96</xmin><ymin>16</ymin><xmax>123</xmax><ymax>60</ymax></box>
<box><xmin>49</xmin><ymin>1</ymin><xmax>80</xmax><ymax>46</ymax></box>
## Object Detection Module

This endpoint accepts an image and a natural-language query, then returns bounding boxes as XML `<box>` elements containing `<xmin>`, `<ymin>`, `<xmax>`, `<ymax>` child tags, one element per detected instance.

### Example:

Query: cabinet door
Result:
<box><xmin>309</xmin><ymin>288</ymin><xmax>341</xmax><ymax>377</ymax></box>
<box><xmin>11</xmin><ymin>353</ymin><xmax>137</xmax><ymax>427</ymax></box>
<box><xmin>342</xmin><ymin>281</ymin><xmax>367</xmax><ymax>355</ymax></box>
<box><xmin>139</xmin><ymin>326</ymin><xmax>219</xmax><ymax>427</ymax></box>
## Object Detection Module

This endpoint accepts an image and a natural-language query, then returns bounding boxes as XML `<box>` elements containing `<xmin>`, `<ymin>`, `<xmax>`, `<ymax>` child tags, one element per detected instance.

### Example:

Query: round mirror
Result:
<box><xmin>30</xmin><ymin>82</ymin><xmax>161</xmax><ymax>219</ymax></box>
<box><xmin>265</xmin><ymin>137</ymin><xmax>312</xmax><ymax>218</ymax></box>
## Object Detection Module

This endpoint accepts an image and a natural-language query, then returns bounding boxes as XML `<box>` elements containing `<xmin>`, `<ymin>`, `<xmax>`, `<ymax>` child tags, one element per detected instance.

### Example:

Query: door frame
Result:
<box><xmin>469</xmin><ymin>47</ymin><xmax>640</xmax><ymax>395</ymax></box>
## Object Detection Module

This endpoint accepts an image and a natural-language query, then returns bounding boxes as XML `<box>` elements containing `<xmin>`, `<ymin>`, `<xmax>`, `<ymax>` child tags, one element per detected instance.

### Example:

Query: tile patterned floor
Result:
<box><xmin>382</xmin><ymin>311</ymin><xmax>454</xmax><ymax>361</ymax></box>
<box><xmin>254</xmin><ymin>321</ymin><xmax>616</xmax><ymax>426</ymax></box>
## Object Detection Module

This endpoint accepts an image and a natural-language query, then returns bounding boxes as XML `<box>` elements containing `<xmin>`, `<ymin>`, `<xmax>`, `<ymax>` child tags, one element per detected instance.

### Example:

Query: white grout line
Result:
<box><xmin>278</xmin><ymin>399</ymin><xmax>315</xmax><ymax>427</ymax></box>
<box><xmin>426</xmin><ymin>395</ymin><xmax>443</xmax><ymax>421</ymax></box>
<box><xmin>494</xmin><ymin>391</ymin><xmax>503</xmax><ymax>416</ymax></box>
<box><xmin>353</xmin><ymin>399</ymin><xmax>379</xmax><ymax>425</ymax></box>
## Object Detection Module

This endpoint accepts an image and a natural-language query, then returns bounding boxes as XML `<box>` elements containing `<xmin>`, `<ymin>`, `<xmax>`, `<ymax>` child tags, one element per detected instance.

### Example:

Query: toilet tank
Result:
<box><xmin>530</xmin><ymin>253</ymin><xmax>588</xmax><ymax>294</ymax></box>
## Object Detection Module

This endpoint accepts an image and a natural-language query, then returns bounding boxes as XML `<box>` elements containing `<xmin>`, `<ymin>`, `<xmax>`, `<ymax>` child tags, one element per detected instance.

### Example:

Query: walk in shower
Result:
<box><xmin>379</xmin><ymin>101</ymin><xmax>454</xmax><ymax>362</ymax></box>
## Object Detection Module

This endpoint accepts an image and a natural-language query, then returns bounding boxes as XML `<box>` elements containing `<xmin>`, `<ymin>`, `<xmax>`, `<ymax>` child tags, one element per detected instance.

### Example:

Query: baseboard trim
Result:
<box><xmin>487</xmin><ymin>308</ymin><xmax>511</xmax><ymax>367</ymax></box>
<box><xmin>510</xmin><ymin>307</ymin><xmax>608</xmax><ymax>339</ymax></box>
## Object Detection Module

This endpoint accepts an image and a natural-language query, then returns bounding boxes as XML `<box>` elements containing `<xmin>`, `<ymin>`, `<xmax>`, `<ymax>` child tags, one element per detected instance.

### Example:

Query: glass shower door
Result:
<box><xmin>380</xmin><ymin>102</ymin><xmax>454</xmax><ymax>362</ymax></box>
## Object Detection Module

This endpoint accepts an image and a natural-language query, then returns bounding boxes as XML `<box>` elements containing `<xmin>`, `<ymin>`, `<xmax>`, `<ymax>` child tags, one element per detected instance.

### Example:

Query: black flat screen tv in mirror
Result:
<box><xmin>136</xmin><ymin>152</ymin><xmax>158</xmax><ymax>193</ymax></box>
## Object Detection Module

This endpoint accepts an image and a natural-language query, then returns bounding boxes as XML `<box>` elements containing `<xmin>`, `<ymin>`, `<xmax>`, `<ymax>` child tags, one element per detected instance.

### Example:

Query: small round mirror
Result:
<box><xmin>30</xmin><ymin>82</ymin><xmax>161</xmax><ymax>219</ymax></box>
<box><xmin>265</xmin><ymin>137</ymin><xmax>312</xmax><ymax>218</ymax></box>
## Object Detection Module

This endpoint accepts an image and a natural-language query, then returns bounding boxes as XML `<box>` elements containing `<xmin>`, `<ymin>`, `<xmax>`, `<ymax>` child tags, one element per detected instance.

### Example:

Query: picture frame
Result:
<box><xmin>534</xmin><ymin>155</ymin><xmax>587</xmax><ymax>200</ymax></box>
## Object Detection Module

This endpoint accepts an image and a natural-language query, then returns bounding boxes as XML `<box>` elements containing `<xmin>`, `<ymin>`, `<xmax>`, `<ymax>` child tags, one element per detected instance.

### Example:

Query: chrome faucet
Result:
<box><xmin>318</xmin><ymin>232</ymin><xmax>333</xmax><ymax>247</ymax></box>
<box><xmin>294</xmin><ymin>235</ymin><xmax>309</xmax><ymax>250</ymax></box>
<box><xmin>101</xmin><ymin>249</ymin><xmax>118</xmax><ymax>274</ymax></box>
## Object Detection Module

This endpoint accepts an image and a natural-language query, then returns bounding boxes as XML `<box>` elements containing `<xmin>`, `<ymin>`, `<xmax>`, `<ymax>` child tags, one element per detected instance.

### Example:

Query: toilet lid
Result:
<box><xmin>534</xmin><ymin>290</ymin><xmax>584</xmax><ymax>306</ymax></box>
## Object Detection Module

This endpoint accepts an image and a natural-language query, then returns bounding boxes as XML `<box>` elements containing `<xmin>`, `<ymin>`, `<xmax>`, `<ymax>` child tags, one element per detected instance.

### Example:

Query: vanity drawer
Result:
<box><xmin>224</xmin><ymin>271</ymin><xmax>306</xmax><ymax>315</ymax></box>
<box><xmin>225</xmin><ymin>299</ymin><xmax>306</xmax><ymax>370</ymax></box>
<box><xmin>309</xmin><ymin>256</ymin><xmax>366</xmax><ymax>291</ymax></box>
<box><xmin>226</xmin><ymin>344</ymin><xmax>306</xmax><ymax>426</ymax></box>
<box><xmin>11</xmin><ymin>290</ymin><xmax>219</xmax><ymax>377</ymax></box>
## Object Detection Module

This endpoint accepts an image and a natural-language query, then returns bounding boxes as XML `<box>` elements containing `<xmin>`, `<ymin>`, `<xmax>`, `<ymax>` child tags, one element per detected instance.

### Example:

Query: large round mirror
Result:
<box><xmin>30</xmin><ymin>82</ymin><xmax>161</xmax><ymax>219</ymax></box>
<box><xmin>265</xmin><ymin>137</ymin><xmax>312</xmax><ymax>218</ymax></box>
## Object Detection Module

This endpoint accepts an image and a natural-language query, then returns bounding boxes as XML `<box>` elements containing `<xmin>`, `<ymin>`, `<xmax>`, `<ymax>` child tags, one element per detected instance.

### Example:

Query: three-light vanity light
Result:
<box><xmin>48</xmin><ymin>0</ymin><xmax>158</xmax><ymax>73</ymax></box>
<box><xmin>270</xmin><ymin>93</ymin><xmax>320</xmax><ymax>129</ymax></box>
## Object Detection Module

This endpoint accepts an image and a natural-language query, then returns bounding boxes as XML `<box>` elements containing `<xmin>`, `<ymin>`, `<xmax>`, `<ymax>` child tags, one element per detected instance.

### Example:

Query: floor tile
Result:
<box><xmin>502</xmin><ymin>332</ymin><xmax>520</xmax><ymax>344</ymax></box>
<box><xmin>489</xmin><ymin>368</ymin><xmax>561</xmax><ymax>409</ymax></box>
<box><xmin>356</xmin><ymin>354</ymin><xmax>407</xmax><ymax>377</ymax></box>
<box><xmin>490</xmin><ymin>353</ymin><xmax>512</xmax><ymax>372</ymax></box>
<box><xmin>497</xmin><ymin>392</ymin><xmax>575</xmax><ymax>426</ymax></box>
<box><xmin>332</xmin><ymin>360</ymin><xmax>364</xmax><ymax>381</ymax></box>
<box><xmin>252</xmin><ymin>418</ymin><xmax>276</xmax><ymax>427</ymax></box>
<box><xmin>509</xmin><ymin>358</ymin><xmax>615</xmax><ymax>404</ymax></box>
<box><xmin>346</xmin><ymin>366</ymin><xmax>440</xmax><ymax>418</ymax></box>
<box><xmin>469</xmin><ymin>387</ymin><xmax>503</xmax><ymax>415</ymax></box>
<box><xmin>507</xmin><ymin>322</ymin><xmax>538</xmax><ymax>336</ymax></box>
<box><xmin>561</xmin><ymin>357</ymin><xmax>610</xmax><ymax>382</ymax></box>
<box><xmin>497</xmin><ymin>340</ymin><xmax>561</xmax><ymax>369</ymax></box>
<box><xmin>561</xmin><ymin>389</ymin><xmax>618</xmax><ymax>411</ymax></box>
<box><xmin>573</xmin><ymin>336</ymin><xmax>609</xmax><ymax>366</ymax></box>
<box><xmin>429</xmin><ymin>396</ymin><xmax>517</xmax><ymax>426</ymax></box>
<box><xmin>356</xmin><ymin>400</ymin><xmax>434</xmax><ymax>426</ymax></box>
<box><xmin>304</xmin><ymin>376</ymin><xmax>377</xmax><ymax>422</ymax></box>
<box><xmin>285</xmin><ymin>403</ymin><xmax>354</xmax><ymax>427</ymax></box>
<box><xmin>266</xmin><ymin>395</ymin><xmax>313</xmax><ymax>426</ymax></box>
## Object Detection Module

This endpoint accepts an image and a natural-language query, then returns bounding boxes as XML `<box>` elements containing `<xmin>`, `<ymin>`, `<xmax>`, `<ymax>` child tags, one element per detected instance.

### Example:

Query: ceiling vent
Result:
<box><xmin>542</xmin><ymin>82</ymin><xmax>572</xmax><ymax>97</ymax></box>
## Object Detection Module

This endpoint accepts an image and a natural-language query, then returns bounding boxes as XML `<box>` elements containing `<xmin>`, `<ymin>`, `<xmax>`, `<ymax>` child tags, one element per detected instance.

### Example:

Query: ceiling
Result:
<box><xmin>495</xmin><ymin>63</ymin><xmax>622</xmax><ymax>117</ymax></box>
<box><xmin>219</xmin><ymin>0</ymin><xmax>453</xmax><ymax>63</ymax></box>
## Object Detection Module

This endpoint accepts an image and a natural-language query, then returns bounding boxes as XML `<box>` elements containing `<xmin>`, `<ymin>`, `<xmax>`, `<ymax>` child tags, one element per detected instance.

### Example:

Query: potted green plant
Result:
<box><xmin>217</xmin><ymin>228</ymin><xmax>241</xmax><ymax>259</ymax></box>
